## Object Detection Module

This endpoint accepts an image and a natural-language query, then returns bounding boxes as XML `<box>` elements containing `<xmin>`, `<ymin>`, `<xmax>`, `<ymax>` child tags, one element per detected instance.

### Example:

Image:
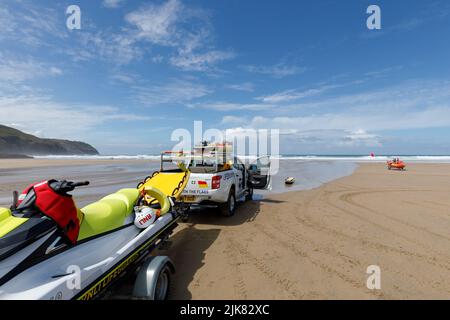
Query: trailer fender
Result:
<box><xmin>132</xmin><ymin>256</ymin><xmax>175</xmax><ymax>300</ymax></box>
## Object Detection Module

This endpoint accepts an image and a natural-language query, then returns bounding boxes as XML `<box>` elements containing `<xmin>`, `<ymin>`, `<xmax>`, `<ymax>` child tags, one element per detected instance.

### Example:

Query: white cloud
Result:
<box><xmin>0</xmin><ymin>54</ymin><xmax>63</xmax><ymax>83</ymax></box>
<box><xmin>239</xmin><ymin>106</ymin><xmax>450</xmax><ymax>132</ymax></box>
<box><xmin>257</xmin><ymin>84</ymin><xmax>341</xmax><ymax>103</ymax></box>
<box><xmin>49</xmin><ymin>67</ymin><xmax>63</xmax><ymax>76</ymax></box>
<box><xmin>243</xmin><ymin>63</ymin><xmax>306</xmax><ymax>78</ymax></box>
<box><xmin>125</xmin><ymin>0</ymin><xmax>234</xmax><ymax>70</ymax></box>
<box><xmin>134</xmin><ymin>79</ymin><xmax>212</xmax><ymax>105</ymax></box>
<box><xmin>256</xmin><ymin>89</ymin><xmax>303</xmax><ymax>104</ymax></box>
<box><xmin>170</xmin><ymin>50</ymin><xmax>235</xmax><ymax>72</ymax></box>
<box><xmin>125</xmin><ymin>0</ymin><xmax>183</xmax><ymax>46</ymax></box>
<box><xmin>340</xmin><ymin>129</ymin><xmax>381</xmax><ymax>147</ymax></box>
<box><xmin>110</xmin><ymin>73</ymin><xmax>138</xmax><ymax>84</ymax></box>
<box><xmin>221</xmin><ymin>116</ymin><xmax>247</xmax><ymax>125</ymax></box>
<box><xmin>221</xmin><ymin>80</ymin><xmax>450</xmax><ymax>149</ymax></box>
<box><xmin>0</xmin><ymin>4</ymin><xmax>65</xmax><ymax>47</ymax></box>
<box><xmin>190</xmin><ymin>102</ymin><xmax>275</xmax><ymax>111</ymax></box>
<box><xmin>1</xmin><ymin>0</ymin><xmax>233</xmax><ymax>70</ymax></box>
<box><xmin>0</xmin><ymin>93</ymin><xmax>149</xmax><ymax>141</ymax></box>
<box><xmin>103</xmin><ymin>0</ymin><xmax>126</xmax><ymax>9</ymax></box>
<box><xmin>223</xmin><ymin>127</ymin><xmax>380</xmax><ymax>149</ymax></box>
<box><xmin>69</xmin><ymin>31</ymin><xmax>143</xmax><ymax>65</ymax></box>
<box><xmin>226</xmin><ymin>82</ymin><xmax>255</xmax><ymax>92</ymax></box>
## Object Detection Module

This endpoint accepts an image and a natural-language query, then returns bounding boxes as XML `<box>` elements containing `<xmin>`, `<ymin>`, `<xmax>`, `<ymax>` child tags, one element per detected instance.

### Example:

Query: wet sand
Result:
<box><xmin>0</xmin><ymin>159</ymin><xmax>158</xmax><ymax>206</ymax></box>
<box><xmin>166</xmin><ymin>163</ymin><xmax>450</xmax><ymax>299</ymax></box>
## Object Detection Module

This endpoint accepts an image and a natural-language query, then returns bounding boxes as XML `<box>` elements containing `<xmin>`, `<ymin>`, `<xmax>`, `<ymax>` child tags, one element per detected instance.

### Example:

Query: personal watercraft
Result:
<box><xmin>387</xmin><ymin>159</ymin><xmax>406</xmax><ymax>170</ymax></box>
<box><xmin>0</xmin><ymin>170</ymin><xmax>190</xmax><ymax>300</ymax></box>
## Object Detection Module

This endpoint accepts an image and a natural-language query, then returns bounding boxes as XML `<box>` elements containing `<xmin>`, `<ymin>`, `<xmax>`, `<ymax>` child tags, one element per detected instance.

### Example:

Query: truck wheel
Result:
<box><xmin>219</xmin><ymin>188</ymin><xmax>236</xmax><ymax>217</ymax></box>
<box><xmin>245</xmin><ymin>188</ymin><xmax>254</xmax><ymax>201</ymax></box>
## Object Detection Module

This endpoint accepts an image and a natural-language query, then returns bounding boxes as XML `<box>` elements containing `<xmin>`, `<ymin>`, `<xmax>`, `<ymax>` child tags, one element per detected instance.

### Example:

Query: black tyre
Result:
<box><xmin>219</xmin><ymin>188</ymin><xmax>236</xmax><ymax>217</ymax></box>
<box><xmin>245</xmin><ymin>188</ymin><xmax>254</xmax><ymax>201</ymax></box>
<box><xmin>154</xmin><ymin>265</ymin><xmax>171</xmax><ymax>300</ymax></box>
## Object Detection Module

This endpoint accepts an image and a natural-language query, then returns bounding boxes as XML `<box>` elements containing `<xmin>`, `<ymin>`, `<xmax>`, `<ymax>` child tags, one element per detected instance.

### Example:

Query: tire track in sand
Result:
<box><xmin>250</xmin><ymin>220</ymin><xmax>386</xmax><ymax>299</ymax></box>
<box><xmin>228</xmin><ymin>239</ymin><xmax>303</xmax><ymax>299</ymax></box>
<box><xmin>340</xmin><ymin>190</ymin><xmax>450</xmax><ymax>242</ymax></box>
<box><xmin>224</xmin><ymin>240</ymin><xmax>248</xmax><ymax>299</ymax></box>
<box><xmin>288</xmin><ymin>195</ymin><xmax>450</xmax><ymax>273</ymax></box>
<box><xmin>323</xmin><ymin>189</ymin><xmax>450</xmax><ymax>261</ymax></box>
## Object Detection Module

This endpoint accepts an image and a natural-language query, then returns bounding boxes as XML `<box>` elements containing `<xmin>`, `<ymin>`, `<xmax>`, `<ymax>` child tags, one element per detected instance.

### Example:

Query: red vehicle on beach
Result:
<box><xmin>387</xmin><ymin>158</ymin><xmax>406</xmax><ymax>170</ymax></box>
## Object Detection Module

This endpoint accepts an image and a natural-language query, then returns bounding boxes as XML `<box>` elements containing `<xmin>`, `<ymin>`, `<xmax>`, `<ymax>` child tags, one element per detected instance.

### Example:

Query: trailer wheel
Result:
<box><xmin>219</xmin><ymin>188</ymin><xmax>236</xmax><ymax>217</ymax></box>
<box><xmin>133</xmin><ymin>256</ymin><xmax>174</xmax><ymax>300</ymax></box>
<box><xmin>154</xmin><ymin>265</ymin><xmax>171</xmax><ymax>300</ymax></box>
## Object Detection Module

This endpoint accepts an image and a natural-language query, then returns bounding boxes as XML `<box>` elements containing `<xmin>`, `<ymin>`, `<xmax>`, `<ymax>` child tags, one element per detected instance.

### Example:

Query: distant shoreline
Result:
<box><xmin>0</xmin><ymin>154</ymin><xmax>33</xmax><ymax>159</ymax></box>
<box><xmin>27</xmin><ymin>154</ymin><xmax>450</xmax><ymax>163</ymax></box>
<box><xmin>3</xmin><ymin>154</ymin><xmax>450</xmax><ymax>163</ymax></box>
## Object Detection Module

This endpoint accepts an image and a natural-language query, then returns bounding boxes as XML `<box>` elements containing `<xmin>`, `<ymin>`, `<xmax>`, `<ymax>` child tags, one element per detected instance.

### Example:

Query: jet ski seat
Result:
<box><xmin>78</xmin><ymin>188</ymin><xmax>139</xmax><ymax>241</ymax></box>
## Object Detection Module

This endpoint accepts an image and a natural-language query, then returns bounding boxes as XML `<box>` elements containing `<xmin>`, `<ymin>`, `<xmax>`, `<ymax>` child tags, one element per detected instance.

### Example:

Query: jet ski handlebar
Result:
<box><xmin>69</xmin><ymin>181</ymin><xmax>90</xmax><ymax>188</ymax></box>
<box><xmin>49</xmin><ymin>180</ymin><xmax>90</xmax><ymax>195</ymax></box>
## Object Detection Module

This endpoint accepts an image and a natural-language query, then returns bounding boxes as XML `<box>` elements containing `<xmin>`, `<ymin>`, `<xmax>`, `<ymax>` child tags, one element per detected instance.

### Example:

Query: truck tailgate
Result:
<box><xmin>182</xmin><ymin>173</ymin><xmax>212</xmax><ymax>197</ymax></box>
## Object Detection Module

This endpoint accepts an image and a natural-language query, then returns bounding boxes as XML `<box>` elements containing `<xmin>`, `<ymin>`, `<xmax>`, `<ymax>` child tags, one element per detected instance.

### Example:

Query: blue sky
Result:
<box><xmin>1</xmin><ymin>0</ymin><xmax>450</xmax><ymax>155</ymax></box>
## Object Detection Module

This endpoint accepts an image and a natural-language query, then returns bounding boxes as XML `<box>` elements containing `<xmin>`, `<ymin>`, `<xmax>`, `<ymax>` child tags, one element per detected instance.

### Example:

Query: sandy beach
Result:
<box><xmin>166</xmin><ymin>163</ymin><xmax>450</xmax><ymax>299</ymax></box>
<box><xmin>1</xmin><ymin>160</ymin><xmax>450</xmax><ymax>299</ymax></box>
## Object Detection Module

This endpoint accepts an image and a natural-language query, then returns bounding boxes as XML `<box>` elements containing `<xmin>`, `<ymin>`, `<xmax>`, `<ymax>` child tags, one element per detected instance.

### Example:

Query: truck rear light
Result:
<box><xmin>212</xmin><ymin>176</ymin><xmax>221</xmax><ymax>189</ymax></box>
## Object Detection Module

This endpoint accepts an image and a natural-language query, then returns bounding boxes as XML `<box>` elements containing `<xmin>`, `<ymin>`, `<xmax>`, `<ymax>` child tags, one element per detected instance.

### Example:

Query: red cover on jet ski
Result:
<box><xmin>31</xmin><ymin>181</ymin><xmax>80</xmax><ymax>244</ymax></box>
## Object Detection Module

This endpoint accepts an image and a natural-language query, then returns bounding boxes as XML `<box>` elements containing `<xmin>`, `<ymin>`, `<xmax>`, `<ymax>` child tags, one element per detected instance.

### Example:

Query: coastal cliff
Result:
<box><xmin>0</xmin><ymin>125</ymin><xmax>99</xmax><ymax>156</ymax></box>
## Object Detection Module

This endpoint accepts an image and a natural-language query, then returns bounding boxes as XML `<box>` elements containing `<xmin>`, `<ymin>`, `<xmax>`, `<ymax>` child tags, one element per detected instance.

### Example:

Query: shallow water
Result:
<box><xmin>256</xmin><ymin>159</ymin><xmax>357</xmax><ymax>196</ymax></box>
<box><xmin>0</xmin><ymin>160</ymin><xmax>357</xmax><ymax>207</ymax></box>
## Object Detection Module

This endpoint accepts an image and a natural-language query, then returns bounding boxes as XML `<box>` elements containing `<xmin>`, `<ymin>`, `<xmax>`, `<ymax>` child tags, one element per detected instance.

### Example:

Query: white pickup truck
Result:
<box><xmin>180</xmin><ymin>156</ymin><xmax>271</xmax><ymax>216</ymax></box>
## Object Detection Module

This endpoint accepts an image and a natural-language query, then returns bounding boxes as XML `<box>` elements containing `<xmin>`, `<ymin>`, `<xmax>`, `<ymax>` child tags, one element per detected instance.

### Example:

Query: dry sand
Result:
<box><xmin>165</xmin><ymin>163</ymin><xmax>450</xmax><ymax>299</ymax></box>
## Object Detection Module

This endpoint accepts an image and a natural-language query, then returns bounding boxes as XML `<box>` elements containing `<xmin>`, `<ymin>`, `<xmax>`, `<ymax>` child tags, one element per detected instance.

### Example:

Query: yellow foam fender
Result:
<box><xmin>143</xmin><ymin>186</ymin><xmax>171</xmax><ymax>216</ymax></box>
